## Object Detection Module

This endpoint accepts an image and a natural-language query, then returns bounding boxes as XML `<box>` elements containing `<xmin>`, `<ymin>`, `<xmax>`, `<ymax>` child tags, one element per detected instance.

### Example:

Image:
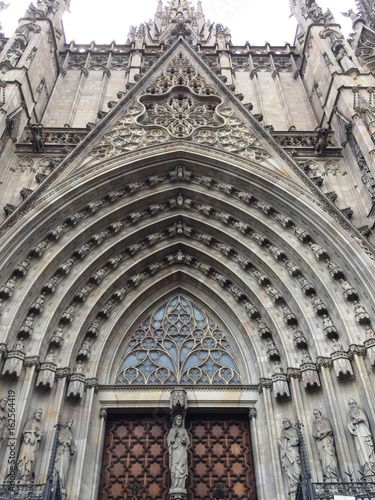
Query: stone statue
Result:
<box><xmin>30</xmin><ymin>124</ymin><xmax>45</xmax><ymax>153</ymax></box>
<box><xmin>126</xmin><ymin>25</ymin><xmax>136</xmax><ymax>44</ymax></box>
<box><xmin>331</xmin><ymin>340</ymin><xmax>354</xmax><ymax>379</ymax></box>
<box><xmin>35</xmin><ymin>0</ymin><xmax>56</xmax><ymax>17</ymax></box>
<box><xmin>312</xmin><ymin>410</ymin><xmax>339</xmax><ymax>481</ymax></box>
<box><xmin>335</xmin><ymin>46</ymin><xmax>357</xmax><ymax>74</ymax></box>
<box><xmin>16</xmin><ymin>409</ymin><xmax>44</xmax><ymax>483</ymax></box>
<box><xmin>272</xmin><ymin>363</ymin><xmax>290</xmax><ymax>401</ymax></box>
<box><xmin>36</xmin><ymin>349</ymin><xmax>57</xmax><ymax>389</ymax></box>
<box><xmin>167</xmin><ymin>414</ymin><xmax>190</xmax><ymax>492</ymax></box>
<box><xmin>4</xmin><ymin>41</ymin><xmax>23</xmax><ymax>67</ymax></box>
<box><xmin>341</xmin><ymin>9</ymin><xmax>360</xmax><ymax>23</ymax></box>
<box><xmin>0</xmin><ymin>397</ymin><xmax>8</xmax><ymax>446</ymax></box>
<box><xmin>347</xmin><ymin>399</ymin><xmax>375</xmax><ymax>476</ymax></box>
<box><xmin>315</xmin><ymin>128</ymin><xmax>329</xmax><ymax>156</ymax></box>
<box><xmin>55</xmin><ymin>419</ymin><xmax>76</xmax><ymax>490</ymax></box>
<box><xmin>278</xmin><ymin>418</ymin><xmax>301</xmax><ymax>495</ymax></box>
<box><xmin>66</xmin><ymin>361</ymin><xmax>85</xmax><ymax>399</ymax></box>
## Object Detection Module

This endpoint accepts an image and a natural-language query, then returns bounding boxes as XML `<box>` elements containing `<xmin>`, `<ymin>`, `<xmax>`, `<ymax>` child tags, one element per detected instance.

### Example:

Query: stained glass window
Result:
<box><xmin>115</xmin><ymin>295</ymin><xmax>242</xmax><ymax>385</ymax></box>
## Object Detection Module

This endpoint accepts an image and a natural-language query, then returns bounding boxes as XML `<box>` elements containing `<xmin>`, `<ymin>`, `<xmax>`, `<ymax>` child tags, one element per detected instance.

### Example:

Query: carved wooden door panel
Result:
<box><xmin>187</xmin><ymin>415</ymin><xmax>257</xmax><ymax>500</ymax></box>
<box><xmin>99</xmin><ymin>415</ymin><xmax>170</xmax><ymax>500</ymax></box>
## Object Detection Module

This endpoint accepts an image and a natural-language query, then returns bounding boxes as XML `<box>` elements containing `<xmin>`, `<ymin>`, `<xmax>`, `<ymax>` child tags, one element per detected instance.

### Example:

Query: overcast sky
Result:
<box><xmin>2</xmin><ymin>0</ymin><xmax>356</xmax><ymax>46</ymax></box>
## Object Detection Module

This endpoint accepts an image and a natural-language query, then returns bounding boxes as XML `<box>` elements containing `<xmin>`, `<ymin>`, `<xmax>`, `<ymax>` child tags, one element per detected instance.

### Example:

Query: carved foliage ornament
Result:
<box><xmin>83</xmin><ymin>52</ymin><xmax>269</xmax><ymax>167</ymax></box>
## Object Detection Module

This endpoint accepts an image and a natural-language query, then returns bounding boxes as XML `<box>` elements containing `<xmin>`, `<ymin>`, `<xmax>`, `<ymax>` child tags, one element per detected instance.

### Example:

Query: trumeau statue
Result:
<box><xmin>347</xmin><ymin>399</ymin><xmax>375</xmax><ymax>476</ymax></box>
<box><xmin>16</xmin><ymin>409</ymin><xmax>44</xmax><ymax>483</ymax></box>
<box><xmin>167</xmin><ymin>414</ymin><xmax>190</xmax><ymax>493</ymax></box>
<box><xmin>312</xmin><ymin>410</ymin><xmax>339</xmax><ymax>481</ymax></box>
<box><xmin>278</xmin><ymin>418</ymin><xmax>301</xmax><ymax>496</ymax></box>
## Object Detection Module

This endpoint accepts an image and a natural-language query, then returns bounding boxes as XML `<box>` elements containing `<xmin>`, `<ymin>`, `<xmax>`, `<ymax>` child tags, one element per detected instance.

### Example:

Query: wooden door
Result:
<box><xmin>187</xmin><ymin>415</ymin><xmax>257</xmax><ymax>500</ymax></box>
<box><xmin>99</xmin><ymin>415</ymin><xmax>170</xmax><ymax>500</ymax></box>
<box><xmin>99</xmin><ymin>413</ymin><xmax>257</xmax><ymax>500</ymax></box>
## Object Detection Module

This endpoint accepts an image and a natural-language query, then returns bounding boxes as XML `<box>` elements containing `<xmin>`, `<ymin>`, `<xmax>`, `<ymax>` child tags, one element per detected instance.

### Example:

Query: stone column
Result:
<box><xmin>70</xmin><ymin>381</ymin><xmax>97</xmax><ymax>500</ymax></box>
<box><xmin>257</xmin><ymin>381</ymin><xmax>285</xmax><ymax>500</ymax></box>
<box><xmin>90</xmin><ymin>408</ymin><xmax>108</xmax><ymax>500</ymax></box>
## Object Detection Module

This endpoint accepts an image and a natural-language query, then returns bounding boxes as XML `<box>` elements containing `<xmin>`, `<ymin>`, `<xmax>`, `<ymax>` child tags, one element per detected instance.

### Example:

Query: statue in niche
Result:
<box><xmin>167</xmin><ymin>414</ymin><xmax>190</xmax><ymax>491</ymax></box>
<box><xmin>66</xmin><ymin>361</ymin><xmax>85</xmax><ymax>399</ymax></box>
<box><xmin>347</xmin><ymin>399</ymin><xmax>375</xmax><ymax>476</ymax></box>
<box><xmin>335</xmin><ymin>45</ymin><xmax>357</xmax><ymax>74</ymax></box>
<box><xmin>271</xmin><ymin>362</ymin><xmax>290</xmax><ymax>401</ymax></box>
<box><xmin>0</xmin><ymin>397</ymin><xmax>8</xmax><ymax>446</ymax></box>
<box><xmin>16</xmin><ymin>408</ymin><xmax>44</xmax><ymax>483</ymax></box>
<box><xmin>36</xmin><ymin>350</ymin><xmax>56</xmax><ymax>389</ymax></box>
<box><xmin>55</xmin><ymin>419</ymin><xmax>76</xmax><ymax>490</ymax></box>
<box><xmin>312</xmin><ymin>409</ymin><xmax>339</xmax><ymax>481</ymax></box>
<box><xmin>4</xmin><ymin>41</ymin><xmax>23</xmax><ymax>67</ymax></box>
<box><xmin>278</xmin><ymin>418</ymin><xmax>301</xmax><ymax>495</ymax></box>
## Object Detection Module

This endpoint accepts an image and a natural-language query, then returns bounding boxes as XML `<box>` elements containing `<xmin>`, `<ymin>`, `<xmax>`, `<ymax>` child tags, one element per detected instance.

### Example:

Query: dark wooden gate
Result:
<box><xmin>187</xmin><ymin>415</ymin><xmax>257</xmax><ymax>500</ymax></box>
<box><xmin>99</xmin><ymin>415</ymin><xmax>170</xmax><ymax>500</ymax></box>
<box><xmin>99</xmin><ymin>413</ymin><xmax>257</xmax><ymax>500</ymax></box>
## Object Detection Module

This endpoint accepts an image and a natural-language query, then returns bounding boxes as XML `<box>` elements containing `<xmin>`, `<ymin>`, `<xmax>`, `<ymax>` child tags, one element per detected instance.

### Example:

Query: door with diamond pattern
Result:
<box><xmin>99</xmin><ymin>413</ymin><xmax>257</xmax><ymax>500</ymax></box>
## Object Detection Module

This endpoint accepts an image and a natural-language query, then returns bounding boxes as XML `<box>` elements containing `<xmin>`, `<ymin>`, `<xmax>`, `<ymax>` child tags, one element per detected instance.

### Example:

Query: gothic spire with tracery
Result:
<box><xmin>354</xmin><ymin>0</ymin><xmax>375</xmax><ymax>29</ymax></box>
<box><xmin>125</xmin><ymin>0</ymin><xmax>221</xmax><ymax>47</ymax></box>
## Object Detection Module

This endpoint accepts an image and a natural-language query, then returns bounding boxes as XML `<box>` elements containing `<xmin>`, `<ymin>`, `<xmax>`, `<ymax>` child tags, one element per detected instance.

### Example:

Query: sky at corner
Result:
<box><xmin>2</xmin><ymin>0</ymin><xmax>357</xmax><ymax>46</ymax></box>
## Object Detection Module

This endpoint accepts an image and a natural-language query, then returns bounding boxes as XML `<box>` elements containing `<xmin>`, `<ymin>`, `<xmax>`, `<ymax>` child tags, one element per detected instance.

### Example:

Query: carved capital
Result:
<box><xmin>85</xmin><ymin>378</ymin><xmax>99</xmax><ymax>391</ymax></box>
<box><xmin>287</xmin><ymin>367</ymin><xmax>301</xmax><ymax>379</ymax></box>
<box><xmin>258</xmin><ymin>377</ymin><xmax>272</xmax><ymax>393</ymax></box>
<box><xmin>24</xmin><ymin>356</ymin><xmax>40</xmax><ymax>368</ymax></box>
<box><xmin>249</xmin><ymin>406</ymin><xmax>257</xmax><ymax>420</ymax></box>
<box><xmin>348</xmin><ymin>344</ymin><xmax>365</xmax><ymax>358</ymax></box>
<box><xmin>316</xmin><ymin>356</ymin><xmax>333</xmax><ymax>370</ymax></box>
<box><xmin>100</xmin><ymin>407</ymin><xmax>107</xmax><ymax>420</ymax></box>
<box><xmin>56</xmin><ymin>367</ymin><xmax>70</xmax><ymax>378</ymax></box>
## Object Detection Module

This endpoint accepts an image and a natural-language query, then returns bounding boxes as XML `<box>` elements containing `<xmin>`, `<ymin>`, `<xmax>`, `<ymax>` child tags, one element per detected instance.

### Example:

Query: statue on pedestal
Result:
<box><xmin>55</xmin><ymin>419</ymin><xmax>76</xmax><ymax>490</ymax></box>
<box><xmin>278</xmin><ymin>418</ymin><xmax>301</xmax><ymax>495</ymax></box>
<box><xmin>167</xmin><ymin>414</ymin><xmax>190</xmax><ymax>495</ymax></box>
<box><xmin>347</xmin><ymin>398</ymin><xmax>375</xmax><ymax>476</ymax></box>
<box><xmin>312</xmin><ymin>410</ymin><xmax>339</xmax><ymax>481</ymax></box>
<box><xmin>16</xmin><ymin>409</ymin><xmax>44</xmax><ymax>483</ymax></box>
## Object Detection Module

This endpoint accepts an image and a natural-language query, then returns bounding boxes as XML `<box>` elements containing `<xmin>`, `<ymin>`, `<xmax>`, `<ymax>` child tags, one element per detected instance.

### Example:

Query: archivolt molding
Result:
<box><xmin>0</xmin><ymin>164</ymin><xmax>374</xmax><ymax>400</ymax></box>
<box><xmin>0</xmin><ymin>205</ymin><xmax>372</xmax><ymax>393</ymax></box>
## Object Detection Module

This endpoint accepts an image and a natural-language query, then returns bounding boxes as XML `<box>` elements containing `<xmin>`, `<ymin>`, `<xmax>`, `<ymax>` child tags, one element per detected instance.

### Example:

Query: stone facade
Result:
<box><xmin>0</xmin><ymin>0</ymin><xmax>374</xmax><ymax>499</ymax></box>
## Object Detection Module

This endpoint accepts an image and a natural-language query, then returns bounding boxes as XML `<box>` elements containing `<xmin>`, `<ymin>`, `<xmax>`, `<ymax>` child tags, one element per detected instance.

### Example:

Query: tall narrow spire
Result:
<box><xmin>167</xmin><ymin>0</ymin><xmax>195</xmax><ymax>23</ymax></box>
<box><xmin>150</xmin><ymin>0</ymin><xmax>211</xmax><ymax>45</ymax></box>
<box><xmin>355</xmin><ymin>0</ymin><xmax>375</xmax><ymax>28</ymax></box>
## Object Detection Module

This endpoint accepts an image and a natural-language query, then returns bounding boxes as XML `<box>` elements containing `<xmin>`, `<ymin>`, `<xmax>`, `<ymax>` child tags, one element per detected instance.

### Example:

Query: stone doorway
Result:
<box><xmin>99</xmin><ymin>412</ymin><xmax>257</xmax><ymax>500</ymax></box>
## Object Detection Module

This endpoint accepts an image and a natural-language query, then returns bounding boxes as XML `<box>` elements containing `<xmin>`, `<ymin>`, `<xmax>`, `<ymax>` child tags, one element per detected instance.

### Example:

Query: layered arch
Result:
<box><xmin>0</xmin><ymin>147</ymin><xmax>373</xmax><ymax>393</ymax></box>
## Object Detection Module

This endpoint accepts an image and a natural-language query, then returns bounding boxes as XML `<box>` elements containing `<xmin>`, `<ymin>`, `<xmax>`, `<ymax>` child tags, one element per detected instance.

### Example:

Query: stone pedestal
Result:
<box><xmin>169</xmin><ymin>488</ymin><xmax>187</xmax><ymax>500</ymax></box>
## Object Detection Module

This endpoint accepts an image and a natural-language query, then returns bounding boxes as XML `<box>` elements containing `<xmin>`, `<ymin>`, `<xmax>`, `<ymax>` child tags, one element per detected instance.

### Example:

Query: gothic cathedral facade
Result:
<box><xmin>0</xmin><ymin>0</ymin><xmax>374</xmax><ymax>499</ymax></box>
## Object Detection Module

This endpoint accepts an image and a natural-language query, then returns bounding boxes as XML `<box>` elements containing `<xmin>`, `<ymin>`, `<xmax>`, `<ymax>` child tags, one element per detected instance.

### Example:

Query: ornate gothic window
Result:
<box><xmin>116</xmin><ymin>295</ymin><xmax>242</xmax><ymax>385</ymax></box>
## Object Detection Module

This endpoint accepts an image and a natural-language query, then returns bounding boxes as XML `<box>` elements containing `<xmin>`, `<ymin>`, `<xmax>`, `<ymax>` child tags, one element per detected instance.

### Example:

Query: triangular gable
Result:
<box><xmin>52</xmin><ymin>38</ymin><xmax>306</xmax><ymax>185</ymax></box>
<box><xmin>0</xmin><ymin>38</ymin><xmax>346</xmax><ymax>235</ymax></box>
